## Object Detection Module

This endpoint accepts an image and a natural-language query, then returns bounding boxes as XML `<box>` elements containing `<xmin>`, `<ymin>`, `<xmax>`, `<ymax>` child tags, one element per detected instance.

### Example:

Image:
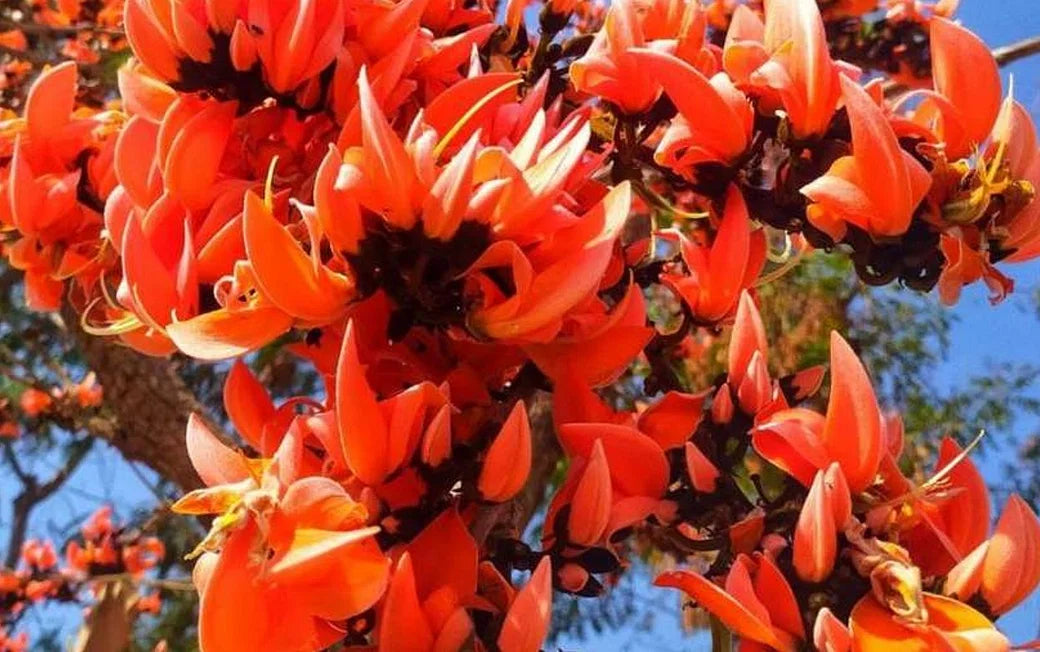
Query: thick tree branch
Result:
<box><xmin>59</xmin><ymin>305</ymin><xmax>222</xmax><ymax>494</ymax></box>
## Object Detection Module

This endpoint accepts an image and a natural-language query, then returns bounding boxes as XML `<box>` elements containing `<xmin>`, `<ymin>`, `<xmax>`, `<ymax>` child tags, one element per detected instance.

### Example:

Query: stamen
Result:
<box><xmin>433</xmin><ymin>78</ymin><xmax>524</xmax><ymax>159</ymax></box>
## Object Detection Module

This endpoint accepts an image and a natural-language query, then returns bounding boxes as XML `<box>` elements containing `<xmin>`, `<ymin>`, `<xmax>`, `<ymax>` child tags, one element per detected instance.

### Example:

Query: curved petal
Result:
<box><xmin>478</xmin><ymin>401</ymin><xmax>531</xmax><ymax>502</ymax></box>
<box><xmin>498</xmin><ymin>556</ymin><xmax>553</xmax><ymax>652</ymax></box>
<box><xmin>185</xmin><ymin>413</ymin><xmax>250</xmax><ymax>487</ymax></box>
<box><xmin>243</xmin><ymin>191</ymin><xmax>352</xmax><ymax>324</ymax></box>
<box><xmin>223</xmin><ymin>360</ymin><xmax>276</xmax><ymax>452</ymax></box>
<box><xmin>165</xmin><ymin>304</ymin><xmax>293</xmax><ymax>360</ymax></box>
<box><xmin>568</xmin><ymin>439</ymin><xmax>613</xmax><ymax>547</ymax></box>
<box><xmin>335</xmin><ymin>320</ymin><xmax>390</xmax><ymax>486</ymax></box>
<box><xmin>637</xmin><ymin>390</ymin><xmax>708</xmax><ymax>451</ymax></box>
<box><xmin>821</xmin><ymin>332</ymin><xmax>882</xmax><ymax>493</ymax></box>
<box><xmin>558</xmin><ymin>423</ymin><xmax>669</xmax><ymax>498</ymax></box>
<box><xmin>379</xmin><ymin>553</ymin><xmax>435</xmax><ymax>651</ymax></box>
<box><xmin>654</xmin><ymin>569</ymin><xmax>781</xmax><ymax>649</ymax></box>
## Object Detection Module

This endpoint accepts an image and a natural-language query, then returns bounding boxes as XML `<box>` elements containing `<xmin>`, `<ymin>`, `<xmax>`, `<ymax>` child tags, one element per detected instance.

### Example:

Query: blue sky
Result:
<box><xmin>3</xmin><ymin>1</ymin><xmax>1040</xmax><ymax>648</ymax></box>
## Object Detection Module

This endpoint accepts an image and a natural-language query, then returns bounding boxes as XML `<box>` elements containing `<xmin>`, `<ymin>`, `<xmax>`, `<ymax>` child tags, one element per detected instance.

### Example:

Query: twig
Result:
<box><xmin>993</xmin><ymin>34</ymin><xmax>1040</xmax><ymax>66</ymax></box>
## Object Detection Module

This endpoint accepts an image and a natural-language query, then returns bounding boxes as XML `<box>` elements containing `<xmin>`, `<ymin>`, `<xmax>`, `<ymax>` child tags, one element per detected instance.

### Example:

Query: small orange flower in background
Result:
<box><xmin>18</xmin><ymin>388</ymin><xmax>52</xmax><ymax>417</ymax></box>
<box><xmin>71</xmin><ymin>372</ymin><xmax>103</xmax><ymax>407</ymax></box>
<box><xmin>0</xmin><ymin>30</ymin><xmax>27</xmax><ymax>52</ymax></box>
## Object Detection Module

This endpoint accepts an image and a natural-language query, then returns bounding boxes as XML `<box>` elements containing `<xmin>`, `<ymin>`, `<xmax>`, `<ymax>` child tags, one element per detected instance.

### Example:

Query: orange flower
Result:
<box><xmin>566</xmin><ymin>439</ymin><xmax>613</xmax><ymax>547</ymax></box>
<box><xmin>71</xmin><ymin>372</ymin><xmax>103</xmax><ymax>408</ymax></box>
<box><xmin>849</xmin><ymin>592</ymin><xmax>1007</xmax><ymax>651</ymax></box>
<box><xmin>903</xmin><ymin>17</ymin><xmax>1001</xmax><ymax>160</ymax></box>
<box><xmin>936</xmin><ymin>230</ymin><xmax>1014</xmax><ymax>305</ymax></box>
<box><xmin>21</xmin><ymin>540</ymin><xmax>57</xmax><ymax>570</ymax></box>
<box><xmin>570</xmin><ymin>0</ymin><xmax>664</xmax><ymax>114</ymax></box>
<box><xmin>801</xmin><ymin>75</ymin><xmax>932</xmax><ymax>240</ymax></box>
<box><xmin>125</xmin><ymin>0</ymin><xmax>346</xmax><ymax>98</ymax></box>
<box><xmin>792</xmin><ymin>463</ymin><xmax>851</xmax><ymax>582</ymax></box>
<box><xmin>684</xmin><ymin>441</ymin><xmax>720</xmax><ymax>493</ymax></box>
<box><xmin>892</xmin><ymin>437</ymin><xmax>991</xmax><ymax>577</ymax></box>
<box><xmin>944</xmin><ymin>494</ymin><xmax>1040</xmax><ymax>616</ymax></box>
<box><xmin>629</xmin><ymin>48</ymin><xmax>753</xmax><ymax>177</ymax></box>
<box><xmin>991</xmin><ymin>99</ymin><xmax>1040</xmax><ymax>263</ymax></box>
<box><xmin>18</xmin><ymin>388</ymin><xmax>52</xmax><ymax>417</ymax></box>
<box><xmin>242</xmin><ymin>181</ymin><xmax>354</xmax><ymax>326</ymax></box>
<box><xmin>722</xmin><ymin>0</ymin><xmax>847</xmax><ymax>139</ymax></box>
<box><xmin>656</xmin><ymin>553</ymin><xmax>805</xmax><ymax>651</ymax></box>
<box><xmin>301</xmin><ymin>70</ymin><xmax>633</xmax><ymax>347</ymax></box>
<box><xmin>497</xmin><ymin>556</ymin><xmax>554</xmax><ymax>652</ymax></box>
<box><xmin>660</xmin><ymin>185</ymin><xmax>764</xmax><ymax>324</ymax></box>
<box><xmin>544</xmin><ymin>420</ymin><xmax>672</xmax><ymax>553</ymax></box>
<box><xmin>173</xmin><ymin>415</ymin><xmax>389</xmax><ymax>652</ymax></box>
<box><xmin>753</xmin><ymin>331</ymin><xmax>883</xmax><ymax>493</ymax></box>
<box><xmin>377</xmin><ymin>508</ymin><xmax>488</xmax><ymax>651</ymax></box>
<box><xmin>726</xmin><ymin>290</ymin><xmax>777</xmax><ymax>415</ymax></box>
<box><xmin>334</xmin><ymin>320</ymin><xmax>449</xmax><ymax>486</ymax></box>
<box><xmin>0</xmin><ymin>30</ymin><xmax>27</xmax><ymax>52</ymax></box>
<box><xmin>478</xmin><ymin>401</ymin><xmax>533</xmax><ymax>502</ymax></box>
<box><xmin>557</xmin><ymin>423</ymin><xmax>670</xmax><ymax>499</ymax></box>
<box><xmin>813</xmin><ymin>607</ymin><xmax>851</xmax><ymax>652</ymax></box>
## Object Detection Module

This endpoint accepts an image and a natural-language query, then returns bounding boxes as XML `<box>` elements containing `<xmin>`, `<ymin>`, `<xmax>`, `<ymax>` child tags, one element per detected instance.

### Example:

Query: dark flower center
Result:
<box><xmin>346</xmin><ymin>215</ymin><xmax>493</xmax><ymax>339</ymax></box>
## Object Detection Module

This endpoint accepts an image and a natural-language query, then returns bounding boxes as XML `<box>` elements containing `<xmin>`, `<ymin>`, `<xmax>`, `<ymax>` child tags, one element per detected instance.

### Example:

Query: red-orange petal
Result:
<box><xmin>406</xmin><ymin>507</ymin><xmax>479</xmax><ymax>601</ymax></box>
<box><xmin>638</xmin><ymin>391</ymin><xmax>708</xmax><ymax>451</ymax></box>
<box><xmin>793</xmin><ymin>466</ymin><xmax>841</xmax><ymax>583</ymax></box>
<box><xmin>184</xmin><ymin>413</ymin><xmax>249</xmax><ymax>487</ymax></box>
<box><xmin>498</xmin><ymin>556</ymin><xmax>553</xmax><ymax>652</ymax></box>
<box><xmin>655</xmin><ymin>569</ymin><xmax>781</xmax><ymax>649</ymax></box>
<box><xmin>567</xmin><ymin>439</ymin><xmax>613</xmax><ymax>547</ymax></box>
<box><xmin>821</xmin><ymin>332</ymin><xmax>882</xmax><ymax>493</ymax></box>
<box><xmin>982</xmin><ymin>494</ymin><xmax>1040</xmax><ymax>614</ymax></box>
<box><xmin>378</xmin><ymin>553</ymin><xmax>435</xmax><ymax>651</ymax></box>
<box><xmin>684</xmin><ymin>441</ymin><xmax>720</xmax><ymax>493</ymax></box>
<box><xmin>223</xmin><ymin>360</ymin><xmax>276</xmax><ymax>453</ymax></box>
<box><xmin>478</xmin><ymin>401</ymin><xmax>532</xmax><ymax>502</ymax></box>
<box><xmin>165</xmin><ymin>304</ymin><xmax>293</xmax><ymax>360</ymax></box>
<box><xmin>335</xmin><ymin>320</ymin><xmax>390</xmax><ymax>486</ymax></box>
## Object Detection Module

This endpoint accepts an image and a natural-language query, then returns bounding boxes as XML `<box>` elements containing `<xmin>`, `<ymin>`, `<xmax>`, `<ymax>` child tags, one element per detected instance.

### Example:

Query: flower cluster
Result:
<box><xmin>0</xmin><ymin>373</ymin><xmax>103</xmax><ymax>439</ymax></box>
<box><xmin>0</xmin><ymin>507</ymin><xmax>165</xmax><ymax>650</ymax></box>
<box><xmin>0</xmin><ymin>0</ymin><xmax>1037</xmax><ymax>650</ymax></box>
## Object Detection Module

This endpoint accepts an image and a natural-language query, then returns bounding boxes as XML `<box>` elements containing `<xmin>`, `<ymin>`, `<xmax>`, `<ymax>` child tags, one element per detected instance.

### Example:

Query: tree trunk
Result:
<box><xmin>62</xmin><ymin>306</ymin><xmax>219</xmax><ymax>492</ymax></box>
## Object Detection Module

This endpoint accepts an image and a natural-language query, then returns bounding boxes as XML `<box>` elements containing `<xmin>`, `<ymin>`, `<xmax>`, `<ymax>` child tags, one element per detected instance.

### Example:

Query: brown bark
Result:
<box><xmin>61</xmin><ymin>306</ymin><xmax>221</xmax><ymax>493</ymax></box>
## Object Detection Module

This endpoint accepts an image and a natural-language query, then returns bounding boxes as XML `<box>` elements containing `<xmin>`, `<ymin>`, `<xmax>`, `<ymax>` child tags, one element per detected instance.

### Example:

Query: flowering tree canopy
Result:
<box><xmin>1</xmin><ymin>0</ymin><xmax>1040</xmax><ymax>650</ymax></box>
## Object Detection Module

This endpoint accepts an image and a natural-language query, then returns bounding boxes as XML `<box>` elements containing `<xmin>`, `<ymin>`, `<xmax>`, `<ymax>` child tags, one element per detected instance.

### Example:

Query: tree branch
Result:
<box><xmin>5</xmin><ymin>438</ymin><xmax>94</xmax><ymax>567</ymax></box>
<box><xmin>59</xmin><ymin>305</ymin><xmax>225</xmax><ymax>494</ymax></box>
<box><xmin>993</xmin><ymin>34</ymin><xmax>1040</xmax><ymax>66</ymax></box>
